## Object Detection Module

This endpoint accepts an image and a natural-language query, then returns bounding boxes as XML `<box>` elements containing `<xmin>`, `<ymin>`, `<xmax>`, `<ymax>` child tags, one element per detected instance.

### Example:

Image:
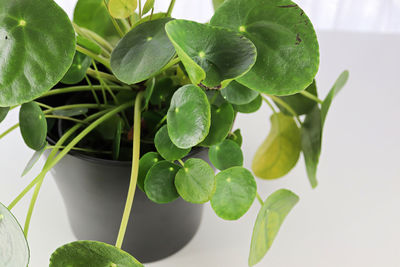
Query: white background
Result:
<box><xmin>1</xmin><ymin>1</ymin><xmax>400</xmax><ymax>266</ymax></box>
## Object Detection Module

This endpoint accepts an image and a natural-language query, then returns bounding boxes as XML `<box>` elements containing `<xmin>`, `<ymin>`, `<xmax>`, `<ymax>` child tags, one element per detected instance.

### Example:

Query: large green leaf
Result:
<box><xmin>167</xmin><ymin>85</ymin><xmax>211</xmax><ymax>149</ymax></box>
<box><xmin>111</xmin><ymin>18</ymin><xmax>176</xmax><ymax>84</ymax></box>
<box><xmin>212</xmin><ymin>0</ymin><xmax>226</xmax><ymax>10</ymax></box>
<box><xmin>211</xmin><ymin>0</ymin><xmax>319</xmax><ymax>95</ymax></box>
<box><xmin>0</xmin><ymin>107</ymin><xmax>9</xmax><ymax>123</ymax></box>
<box><xmin>221</xmin><ymin>81</ymin><xmax>259</xmax><ymax>105</ymax></box>
<box><xmin>0</xmin><ymin>202</ymin><xmax>29</xmax><ymax>267</ymax></box>
<box><xmin>0</xmin><ymin>0</ymin><xmax>76</xmax><ymax>106</ymax></box>
<box><xmin>155</xmin><ymin>125</ymin><xmax>190</xmax><ymax>161</ymax></box>
<box><xmin>108</xmin><ymin>0</ymin><xmax>137</xmax><ymax>19</ymax></box>
<box><xmin>209</xmin><ymin>139</ymin><xmax>243</xmax><ymax>170</ymax></box>
<box><xmin>165</xmin><ymin>19</ymin><xmax>257</xmax><ymax>88</ymax></box>
<box><xmin>19</xmin><ymin>102</ymin><xmax>47</xmax><ymax>151</ymax></box>
<box><xmin>252</xmin><ymin>113</ymin><xmax>301</xmax><ymax>179</ymax></box>
<box><xmin>61</xmin><ymin>51</ymin><xmax>92</xmax><ymax>85</ymax></box>
<box><xmin>137</xmin><ymin>152</ymin><xmax>162</xmax><ymax>192</ymax></box>
<box><xmin>249</xmin><ymin>189</ymin><xmax>299</xmax><ymax>266</ymax></box>
<box><xmin>210</xmin><ymin>167</ymin><xmax>257</xmax><ymax>220</ymax></box>
<box><xmin>49</xmin><ymin>240</ymin><xmax>143</xmax><ymax>267</ymax></box>
<box><xmin>175</xmin><ymin>158</ymin><xmax>215</xmax><ymax>204</ymax></box>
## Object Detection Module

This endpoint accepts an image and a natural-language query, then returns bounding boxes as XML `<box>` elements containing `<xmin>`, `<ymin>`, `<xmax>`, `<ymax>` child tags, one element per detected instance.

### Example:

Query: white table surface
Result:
<box><xmin>1</xmin><ymin>12</ymin><xmax>400</xmax><ymax>267</ymax></box>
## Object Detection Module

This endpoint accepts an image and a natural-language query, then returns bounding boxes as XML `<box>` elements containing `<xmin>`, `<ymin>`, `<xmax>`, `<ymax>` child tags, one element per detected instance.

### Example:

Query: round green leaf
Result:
<box><xmin>228</xmin><ymin>129</ymin><xmax>243</xmax><ymax>147</ymax></box>
<box><xmin>209</xmin><ymin>139</ymin><xmax>243</xmax><ymax>170</ymax></box>
<box><xmin>61</xmin><ymin>51</ymin><xmax>92</xmax><ymax>85</ymax></box>
<box><xmin>137</xmin><ymin>152</ymin><xmax>162</xmax><ymax>192</ymax></box>
<box><xmin>252</xmin><ymin>113</ymin><xmax>301</xmax><ymax>179</ymax></box>
<box><xmin>0</xmin><ymin>202</ymin><xmax>29</xmax><ymax>267</ymax></box>
<box><xmin>19</xmin><ymin>102</ymin><xmax>47</xmax><ymax>151</ymax></box>
<box><xmin>233</xmin><ymin>94</ymin><xmax>262</xmax><ymax>114</ymax></box>
<box><xmin>211</xmin><ymin>0</ymin><xmax>319</xmax><ymax>95</ymax></box>
<box><xmin>165</xmin><ymin>19</ymin><xmax>257</xmax><ymax>88</ymax></box>
<box><xmin>111</xmin><ymin>18</ymin><xmax>176</xmax><ymax>84</ymax></box>
<box><xmin>210</xmin><ymin>167</ymin><xmax>257</xmax><ymax>220</ymax></box>
<box><xmin>221</xmin><ymin>81</ymin><xmax>259</xmax><ymax>105</ymax></box>
<box><xmin>155</xmin><ymin>125</ymin><xmax>190</xmax><ymax>161</ymax></box>
<box><xmin>0</xmin><ymin>107</ymin><xmax>9</xmax><ymax>123</ymax></box>
<box><xmin>249</xmin><ymin>189</ymin><xmax>299</xmax><ymax>266</ymax></box>
<box><xmin>167</xmin><ymin>85</ymin><xmax>211</xmax><ymax>149</ymax></box>
<box><xmin>175</xmin><ymin>158</ymin><xmax>215</xmax><ymax>204</ymax></box>
<box><xmin>0</xmin><ymin>0</ymin><xmax>76</xmax><ymax>106</ymax></box>
<box><xmin>108</xmin><ymin>0</ymin><xmax>137</xmax><ymax>19</ymax></box>
<box><xmin>201</xmin><ymin>102</ymin><xmax>235</xmax><ymax>147</ymax></box>
<box><xmin>49</xmin><ymin>240</ymin><xmax>143</xmax><ymax>267</ymax></box>
<box><xmin>144</xmin><ymin>161</ymin><xmax>180</xmax><ymax>204</ymax></box>
<box><xmin>142</xmin><ymin>0</ymin><xmax>155</xmax><ymax>15</ymax></box>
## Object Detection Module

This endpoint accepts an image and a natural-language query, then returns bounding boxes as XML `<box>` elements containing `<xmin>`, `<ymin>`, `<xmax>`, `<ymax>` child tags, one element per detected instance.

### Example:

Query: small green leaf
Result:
<box><xmin>61</xmin><ymin>51</ymin><xmax>92</xmax><ymax>85</ymax></box>
<box><xmin>76</xmin><ymin>35</ymin><xmax>102</xmax><ymax>55</ymax></box>
<box><xmin>0</xmin><ymin>202</ymin><xmax>30</xmax><ymax>267</ymax></box>
<box><xmin>211</xmin><ymin>0</ymin><xmax>319</xmax><ymax>95</ymax></box>
<box><xmin>210</xmin><ymin>167</ymin><xmax>256</xmax><ymax>220</ymax></box>
<box><xmin>108</xmin><ymin>0</ymin><xmax>137</xmax><ymax>19</ymax></box>
<box><xmin>19</xmin><ymin>102</ymin><xmax>47</xmax><ymax>151</ymax></box>
<box><xmin>112</xmin><ymin>117</ymin><xmax>123</xmax><ymax>160</ymax></box>
<box><xmin>252</xmin><ymin>113</ymin><xmax>301</xmax><ymax>179</ymax></box>
<box><xmin>49</xmin><ymin>240</ymin><xmax>143</xmax><ymax>267</ymax></box>
<box><xmin>22</xmin><ymin>144</ymin><xmax>47</xmax><ymax>177</ymax></box>
<box><xmin>209</xmin><ymin>139</ymin><xmax>243</xmax><ymax>170</ymax></box>
<box><xmin>175</xmin><ymin>158</ymin><xmax>215</xmax><ymax>204</ymax></box>
<box><xmin>144</xmin><ymin>161</ymin><xmax>180</xmax><ymax>203</ymax></box>
<box><xmin>142</xmin><ymin>0</ymin><xmax>155</xmax><ymax>15</ymax></box>
<box><xmin>0</xmin><ymin>0</ymin><xmax>76</xmax><ymax>106</ymax></box>
<box><xmin>228</xmin><ymin>129</ymin><xmax>243</xmax><ymax>147</ymax></box>
<box><xmin>249</xmin><ymin>189</ymin><xmax>299</xmax><ymax>266</ymax></box>
<box><xmin>150</xmin><ymin>78</ymin><xmax>175</xmax><ymax>106</ymax></box>
<box><xmin>221</xmin><ymin>81</ymin><xmax>259</xmax><ymax>105</ymax></box>
<box><xmin>212</xmin><ymin>0</ymin><xmax>226</xmax><ymax>10</ymax></box>
<box><xmin>137</xmin><ymin>152</ymin><xmax>162</xmax><ymax>191</ymax></box>
<box><xmin>111</xmin><ymin>18</ymin><xmax>175</xmax><ymax>84</ymax></box>
<box><xmin>0</xmin><ymin>107</ymin><xmax>10</xmax><ymax>123</ymax></box>
<box><xmin>201</xmin><ymin>102</ymin><xmax>235</xmax><ymax>147</ymax></box>
<box><xmin>167</xmin><ymin>85</ymin><xmax>211</xmax><ymax>149</ymax></box>
<box><xmin>233</xmin><ymin>95</ymin><xmax>262</xmax><ymax>114</ymax></box>
<box><xmin>165</xmin><ymin>19</ymin><xmax>257</xmax><ymax>88</ymax></box>
<box><xmin>155</xmin><ymin>125</ymin><xmax>190</xmax><ymax>161</ymax></box>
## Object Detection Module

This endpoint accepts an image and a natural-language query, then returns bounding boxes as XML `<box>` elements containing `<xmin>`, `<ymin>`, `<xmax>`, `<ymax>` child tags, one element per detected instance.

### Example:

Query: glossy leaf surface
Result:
<box><xmin>19</xmin><ymin>102</ymin><xmax>47</xmax><ymax>151</ymax></box>
<box><xmin>111</xmin><ymin>18</ymin><xmax>175</xmax><ymax>84</ymax></box>
<box><xmin>209</xmin><ymin>139</ymin><xmax>243</xmax><ymax>170</ymax></box>
<box><xmin>144</xmin><ymin>161</ymin><xmax>180</xmax><ymax>203</ymax></box>
<box><xmin>252</xmin><ymin>113</ymin><xmax>301</xmax><ymax>179</ymax></box>
<box><xmin>137</xmin><ymin>152</ymin><xmax>162</xmax><ymax>191</ymax></box>
<box><xmin>108</xmin><ymin>0</ymin><xmax>137</xmax><ymax>19</ymax></box>
<box><xmin>165</xmin><ymin>19</ymin><xmax>257</xmax><ymax>88</ymax></box>
<box><xmin>210</xmin><ymin>167</ymin><xmax>256</xmax><ymax>220</ymax></box>
<box><xmin>0</xmin><ymin>0</ymin><xmax>76</xmax><ymax>106</ymax></box>
<box><xmin>233</xmin><ymin>95</ymin><xmax>262</xmax><ymax>114</ymax></box>
<box><xmin>221</xmin><ymin>81</ymin><xmax>259</xmax><ymax>105</ymax></box>
<box><xmin>61</xmin><ymin>51</ymin><xmax>92</xmax><ymax>85</ymax></box>
<box><xmin>175</xmin><ymin>158</ymin><xmax>215</xmax><ymax>204</ymax></box>
<box><xmin>155</xmin><ymin>125</ymin><xmax>190</xmax><ymax>161</ymax></box>
<box><xmin>0</xmin><ymin>107</ymin><xmax>9</xmax><ymax>123</ymax></box>
<box><xmin>0</xmin><ymin>202</ymin><xmax>29</xmax><ymax>267</ymax></box>
<box><xmin>249</xmin><ymin>189</ymin><xmax>299</xmax><ymax>266</ymax></box>
<box><xmin>167</xmin><ymin>85</ymin><xmax>211</xmax><ymax>149</ymax></box>
<box><xmin>22</xmin><ymin>145</ymin><xmax>47</xmax><ymax>177</ymax></box>
<box><xmin>211</xmin><ymin>0</ymin><xmax>319</xmax><ymax>95</ymax></box>
<box><xmin>49</xmin><ymin>240</ymin><xmax>143</xmax><ymax>267</ymax></box>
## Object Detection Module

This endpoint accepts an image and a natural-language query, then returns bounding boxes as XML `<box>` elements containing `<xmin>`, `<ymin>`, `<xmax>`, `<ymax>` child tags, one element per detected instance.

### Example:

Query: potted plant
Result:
<box><xmin>0</xmin><ymin>0</ymin><xmax>348</xmax><ymax>266</ymax></box>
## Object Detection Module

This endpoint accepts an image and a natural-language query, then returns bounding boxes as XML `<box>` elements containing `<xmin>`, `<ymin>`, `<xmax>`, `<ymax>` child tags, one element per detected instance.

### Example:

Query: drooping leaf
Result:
<box><xmin>144</xmin><ymin>161</ymin><xmax>180</xmax><ymax>203</ymax></box>
<box><xmin>19</xmin><ymin>102</ymin><xmax>47</xmax><ymax>151</ymax></box>
<box><xmin>252</xmin><ymin>113</ymin><xmax>301</xmax><ymax>179</ymax></box>
<box><xmin>112</xmin><ymin>116</ymin><xmax>123</xmax><ymax>160</ymax></box>
<box><xmin>52</xmin><ymin>107</ymin><xmax>89</xmax><ymax>117</ymax></box>
<box><xmin>142</xmin><ymin>0</ymin><xmax>155</xmax><ymax>15</ymax></box>
<box><xmin>212</xmin><ymin>0</ymin><xmax>226</xmax><ymax>10</ymax></box>
<box><xmin>0</xmin><ymin>202</ymin><xmax>29</xmax><ymax>267</ymax></box>
<box><xmin>0</xmin><ymin>107</ymin><xmax>9</xmax><ymax>123</ymax></box>
<box><xmin>249</xmin><ymin>189</ymin><xmax>299</xmax><ymax>266</ymax></box>
<box><xmin>22</xmin><ymin>144</ymin><xmax>47</xmax><ymax>177</ymax></box>
<box><xmin>233</xmin><ymin>95</ymin><xmax>262</xmax><ymax>114</ymax></box>
<box><xmin>228</xmin><ymin>129</ymin><xmax>243</xmax><ymax>147</ymax></box>
<box><xmin>155</xmin><ymin>125</ymin><xmax>190</xmax><ymax>161</ymax></box>
<box><xmin>76</xmin><ymin>35</ymin><xmax>102</xmax><ymax>55</ymax></box>
<box><xmin>49</xmin><ymin>240</ymin><xmax>143</xmax><ymax>267</ymax></box>
<box><xmin>167</xmin><ymin>85</ymin><xmax>211</xmax><ymax>149</ymax></box>
<box><xmin>0</xmin><ymin>0</ymin><xmax>76</xmax><ymax>106</ymax></box>
<box><xmin>95</xmin><ymin>115</ymin><xmax>123</xmax><ymax>140</ymax></box>
<box><xmin>165</xmin><ymin>19</ymin><xmax>257</xmax><ymax>88</ymax></box>
<box><xmin>108</xmin><ymin>0</ymin><xmax>137</xmax><ymax>19</ymax></box>
<box><xmin>137</xmin><ymin>152</ymin><xmax>162</xmax><ymax>191</ymax></box>
<box><xmin>209</xmin><ymin>139</ymin><xmax>243</xmax><ymax>170</ymax></box>
<box><xmin>200</xmin><ymin>102</ymin><xmax>235</xmax><ymax>147</ymax></box>
<box><xmin>210</xmin><ymin>167</ymin><xmax>256</xmax><ymax>220</ymax></box>
<box><xmin>221</xmin><ymin>81</ymin><xmax>259</xmax><ymax>105</ymax></box>
<box><xmin>61</xmin><ymin>51</ymin><xmax>92</xmax><ymax>85</ymax></box>
<box><xmin>175</xmin><ymin>158</ymin><xmax>215</xmax><ymax>204</ymax></box>
<box><xmin>111</xmin><ymin>18</ymin><xmax>176</xmax><ymax>84</ymax></box>
<box><xmin>211</xmin><ymin>0</ymin><xmax>319</xmax><ymax>95</ymax></box>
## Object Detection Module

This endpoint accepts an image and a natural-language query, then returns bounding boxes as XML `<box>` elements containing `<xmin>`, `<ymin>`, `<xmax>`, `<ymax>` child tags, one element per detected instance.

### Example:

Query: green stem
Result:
<box><xmin>47</xmin><ymin>145</ymin><xmax>111</xmax><ymax>154</ymax></box>
<box><xmin>73</xmin><ymin>23</ymin><xmax>114</xmax><ymax>53</ymax></box>
<box><xmin>115</xmin><ymin>91</ymin><xmax>144</xmax><ymax>249</ymax></box>
<box><xmin>24</xmin><ymin>178</ymin><xmax>44</xmax><ymax>236</ymax></box>
<box><xmin>43</xmin><ymin>104</ymin><xmax>113</xmax><ymax>115</ymax></box>
<box><xmin>178</xmin><ymin>159</ymin><xmax>185</xmax><ymax>167</ymax></box>
<box><xmin>261</xmin><ymin>95</ymin><xmax>277</xmax><ymax>113</ymax></box>
<box><xmin>256</xmin><ymin>193</ymin><xmax>264</xmax><ymax>206</ymax></box>
<box><xmin>300</xmin><ymin>90</ymin><xmax>323</xmax><ymax>104</ymax></box>
<box><xmin>39</xmin><ymin>85</ymin><xmax>131</xmax><ymax>98</ymax></box>
<box><xmin>138</xmin><ymin>0</ymin><xmax>142</xmax><ymax>18</ymax></box>
<box><xmin>0</xmin><ymin>123</ymin><xmax>19</xmax><ymax>140</ymax></box>
<box><xmin>45</xmin><ymin>115</ymin><xmax>87</xmax><ymax>124</ymax></box>
<box><xmin>35</xmin><ymin>102</ymin><xmax>53</xmax><ymax>110</ymax></box>
<box><xmin>85</xmin><ymin>75</ymin><xmax>101</xmax><ymax>105</ymax></box>
<box><xmin>156</xmin><ymin>57</ymin><xmax>181</xmax><ymax>76</ymax></box>
<box><xmin>166</xmin><ymin>0</ymin><xmax>176</xmax><ymax>17</ymax></box>
<box><xmin>76</xmin><ymin>45</ymin><xmax>111</xmax><ymax>70</ymax></box>
<box><xmin>267</xmin><ymin>95</ymin><xmax>301</xmax><ymax>125</ymax></box>
<box><xmin>92</xmin><ymin>61</ymin><xmax>119</xmax><ymax>104</ymax></box>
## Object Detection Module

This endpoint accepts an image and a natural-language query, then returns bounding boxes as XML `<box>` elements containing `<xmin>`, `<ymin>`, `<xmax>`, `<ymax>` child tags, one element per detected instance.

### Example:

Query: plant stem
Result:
<box><xmin>39</xmin><ymin>85</ymin><xmax>131</xmax><ymax>98</ymax></box>
<box><xmin>45</xmin><ymin>115</ymin><xmax>87</xmax><ymax>124</ymax></box>
<box><xmin>0</xmin><ymin>123</ymin><xmax>19</xmax><ymax>140</ymax></box>
<box><xmin>115</xmin><ymin>91</ymin><xmax>144</xmax><ymax>249</ymax></box>
<box><xmin>256</xmin><ymin>193</ymin><xmax>264</xmax><ymax>206</ymax></box>
<box><xmin>35</xmin><ymin>102</ymin><xmax>53</xmax><ymax>110</ymax></box>
<box><xmin>138</xmin><ymin>0</ymin><xmax>142</xmax><ymax>19</ymax></box>
<box><xmin>47</xmin><ymin>145</ymin><xmax>112</xmax><ymax>154</ymax></box>
<box><xmin>166</xmin><ymin>0</ymin><xmax>176</xmax><ymax>17</ymax></box>
<box><xmin>267</xmin><ymin>95</ymin><xmax>301</xmax><ymax>125</ymax></box>
<box><xmin>76</xmin><ymin>45</ymin><xmax>111</xmax><ymax>70</ymax></box>
<box><xmin>85</xmin><ymin>75</ymin><xmax>101</xmax><ymax>105</ymax></box>
<box><xmin>73</xmin><ymin>23</ymin><xmax>114</xmax><ymax>53</ymax></box>
<box><xmin>156</xmin><ymin>57</ymin><xmax>181</xmax><ymax>76</ymax></box>
<box><xmin>24</xmin><ymin>178</ymin><xmax>44</xmax><ymax>236</ymax></box>
<box><xmin>178</xmin><ymin>159</ymin><xmax>185</xmax><ymax>167</ymax></box>
<box><xmin>261</xmin><ymin>95</ymin><xmax>277</xmax><ymax>113</ymax></box>
<box><xmin>43</xmin><ymin>104</ymin><xmax>113</xmax><ymax>115</ymax></box>
<box><xmin>86</xmin><ymin>69</ymin><xmax>122</xmax><ymax>84</ymax></box>
<box><xmin>300</xmin><ymin>90</ymin><xmax>323</xmax><ymax>104</ymax></box>
<box><xmin>92</xmin><ymin>61</ymin><xmax>119</xmax><ymax>104</ymax></box>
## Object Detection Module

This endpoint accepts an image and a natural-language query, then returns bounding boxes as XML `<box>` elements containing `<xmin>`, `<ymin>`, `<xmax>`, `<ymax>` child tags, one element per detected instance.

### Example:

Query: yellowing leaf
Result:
<box><xmin>108</xmin><ymin>0</ymin><xmax>137</xmax><ymax>19</ymax></box>
<box><xmin>252</xmin><ymin>113</ymin><xmax>301</xmax><ymax>179</ymax></box>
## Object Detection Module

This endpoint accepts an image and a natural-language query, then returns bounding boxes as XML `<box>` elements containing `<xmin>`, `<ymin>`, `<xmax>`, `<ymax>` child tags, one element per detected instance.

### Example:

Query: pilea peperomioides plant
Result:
<box><xmin>0</xmin><ymin>0</ymin><xmax>349</xmax><ymax>266</ymax></box>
